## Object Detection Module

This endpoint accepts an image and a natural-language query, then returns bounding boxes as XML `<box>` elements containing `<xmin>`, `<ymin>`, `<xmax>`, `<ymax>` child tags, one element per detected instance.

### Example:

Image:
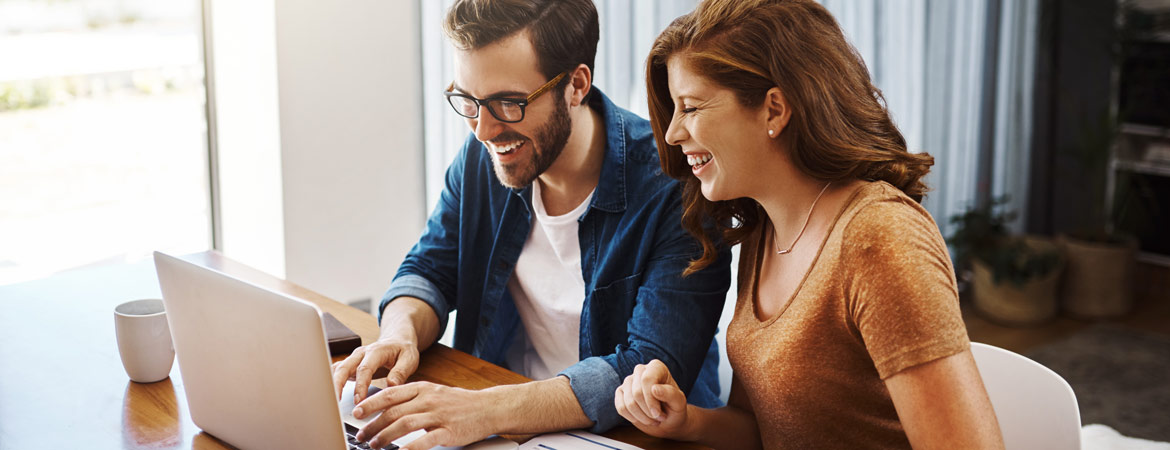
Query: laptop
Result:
<box><xmin>153</xmin><ymin>252</ymin><xmax>516</xmax><ymax>450</ymax></box>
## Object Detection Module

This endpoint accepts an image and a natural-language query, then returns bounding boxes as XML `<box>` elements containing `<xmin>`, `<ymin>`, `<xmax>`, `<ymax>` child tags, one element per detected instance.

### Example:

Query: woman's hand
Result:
<box><xmin>614</xmin><ymin>360</ymin><xmax>694</xmax><ymax>441</ymax></box>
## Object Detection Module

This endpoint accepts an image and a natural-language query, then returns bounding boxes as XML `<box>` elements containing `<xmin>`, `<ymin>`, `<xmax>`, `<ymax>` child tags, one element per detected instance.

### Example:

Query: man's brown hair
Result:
<box><xmin>443</xmin><ymin>0</ymin><xmax>599</xmax><ymax>95</ymax></box>
<box><xmin>647</xmin><ymin>0</ymin><xmax>935</xmax><ymax>275</ymax></box>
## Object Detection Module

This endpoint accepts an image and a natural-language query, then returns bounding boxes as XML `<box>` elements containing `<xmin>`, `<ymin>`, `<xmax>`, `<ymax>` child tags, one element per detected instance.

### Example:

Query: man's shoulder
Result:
<box><xmin>601</xmin><ymin>100</ymin><xmax>655</xmax><ymax>157</ymax></box>
<box><xmin>620</xmin><ymin>117</ymin><xmax>658</xmax><ymax>167</ymax></box>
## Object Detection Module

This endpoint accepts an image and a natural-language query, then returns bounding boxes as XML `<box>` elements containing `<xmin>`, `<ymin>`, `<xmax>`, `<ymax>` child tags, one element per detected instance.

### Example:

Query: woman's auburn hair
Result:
<box><xmin>646</xmin><ymin>0</ymin><xmax>935</xmax><ymax>276</ymax></box>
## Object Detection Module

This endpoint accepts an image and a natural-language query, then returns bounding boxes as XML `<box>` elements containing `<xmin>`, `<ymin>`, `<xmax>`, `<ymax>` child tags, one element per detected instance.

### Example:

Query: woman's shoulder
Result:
<box><xmin>837</xmin><ymin>181</ymin><xmax>944</xmax><ymax>252</ymax></box>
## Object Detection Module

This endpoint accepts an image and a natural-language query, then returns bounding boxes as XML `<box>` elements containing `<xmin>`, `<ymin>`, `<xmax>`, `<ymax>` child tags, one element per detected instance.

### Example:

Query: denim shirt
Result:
<box><xmin>380</xmin><ymin>89</ymin><xmax>731</xmax><ymax>432</ymax></box>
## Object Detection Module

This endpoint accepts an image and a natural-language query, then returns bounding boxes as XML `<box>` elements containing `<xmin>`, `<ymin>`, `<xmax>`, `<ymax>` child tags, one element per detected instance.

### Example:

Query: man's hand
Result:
<box><xmin>351</xmin><ymin>382</ymin><xmax>499</xmax><ymax>450</ymax></box>
<box><xmin>614</xmin><ymin>359</ymin><xmax>693</xmax><ymax>441</ymax></box>
<box><xmin>332</xmin><ymin>296</ymin><xmax>440</xmax><ymax>404</ymax></box>
<box><xmin>331</xmin><ymin>337</ymin><xmax>421</xmax><ymax>404</ymax></box>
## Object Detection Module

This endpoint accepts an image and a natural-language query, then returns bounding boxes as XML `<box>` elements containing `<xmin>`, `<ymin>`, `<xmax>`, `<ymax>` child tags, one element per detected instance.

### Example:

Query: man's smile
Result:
<box><xmin>487</xmin><ymin>139</ymin><xmax>525</xmax><ymax>155</ymax></box>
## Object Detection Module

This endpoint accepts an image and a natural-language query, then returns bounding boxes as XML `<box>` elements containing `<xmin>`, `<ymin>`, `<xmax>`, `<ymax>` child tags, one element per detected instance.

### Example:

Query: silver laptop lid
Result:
<box><xmin>154</xmin><ymin>252</ymin><xmax>345</xmax><ymax>450</ymax></box>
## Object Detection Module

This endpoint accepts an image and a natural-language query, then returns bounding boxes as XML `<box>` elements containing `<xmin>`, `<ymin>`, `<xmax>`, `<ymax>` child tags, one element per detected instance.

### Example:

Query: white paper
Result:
<box><xmin>518</xmin><ymin>431</ymin><xmax>644</xmax><ymax>450</ymax></box>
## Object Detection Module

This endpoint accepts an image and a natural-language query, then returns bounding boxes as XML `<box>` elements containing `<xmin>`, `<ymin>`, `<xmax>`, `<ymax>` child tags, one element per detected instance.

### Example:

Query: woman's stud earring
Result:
<box><xmin>768</xmin><ymin>129</ymin><xmax>774</xmax><ymax>136</ymax></box>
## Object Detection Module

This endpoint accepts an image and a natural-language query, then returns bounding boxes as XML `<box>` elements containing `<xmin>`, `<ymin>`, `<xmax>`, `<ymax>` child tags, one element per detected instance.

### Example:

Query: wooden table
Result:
<box><xmin>0</xmin><ymin>251</ymin><xmax>700</xmax><ymax>449</ymax></box>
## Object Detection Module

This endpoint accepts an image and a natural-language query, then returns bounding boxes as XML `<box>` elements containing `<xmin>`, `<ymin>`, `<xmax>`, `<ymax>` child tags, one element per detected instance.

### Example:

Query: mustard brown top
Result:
<box><xmin>726</xmin><ymin>181</ymin><xmax>969</xmax><ymax>449</ymax></box>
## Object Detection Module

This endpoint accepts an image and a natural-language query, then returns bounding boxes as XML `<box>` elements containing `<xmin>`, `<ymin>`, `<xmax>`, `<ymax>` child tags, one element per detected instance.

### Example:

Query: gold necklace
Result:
<box><xmin>774</xmin><ymin>182</ymin><xmax>831</xmax><ymax>255</ymax></box>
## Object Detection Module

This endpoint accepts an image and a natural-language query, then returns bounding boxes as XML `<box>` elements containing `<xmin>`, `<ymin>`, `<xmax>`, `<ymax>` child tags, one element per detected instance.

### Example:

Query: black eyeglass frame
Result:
<box><xmin>443</xmin><ymin>72</ymin><xmax>567</xmax><ymax>123</ymax></box>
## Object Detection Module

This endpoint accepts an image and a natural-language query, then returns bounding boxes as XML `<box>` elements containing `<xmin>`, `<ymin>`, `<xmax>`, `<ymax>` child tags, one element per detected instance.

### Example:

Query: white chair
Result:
<box><xmin>970</xmin><ymin>342</ymin><xmax>1082</xmax><ymax>450</ymax></box>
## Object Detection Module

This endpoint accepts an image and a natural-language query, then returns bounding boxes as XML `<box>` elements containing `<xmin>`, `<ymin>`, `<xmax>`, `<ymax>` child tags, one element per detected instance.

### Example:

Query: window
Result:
<box><xmin>0</xmin><ymin>0</ymin><xmax>212</xmax><ymax>285</ymax></box>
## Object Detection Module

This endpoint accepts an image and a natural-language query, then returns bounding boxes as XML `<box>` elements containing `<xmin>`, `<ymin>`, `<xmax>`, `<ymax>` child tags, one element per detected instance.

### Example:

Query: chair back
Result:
<box><xmin>970</xmin><ymin>342</ymin><xmax>1081</xmax><ymax>450</ymax></box>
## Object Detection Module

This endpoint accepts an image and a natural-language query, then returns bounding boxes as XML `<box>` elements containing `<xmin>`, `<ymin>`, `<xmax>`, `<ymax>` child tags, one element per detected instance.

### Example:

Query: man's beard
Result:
<box><xmin>490</xmin><ymin>96</ymin><xmax>572</xmax><ymax>189</ymax></box>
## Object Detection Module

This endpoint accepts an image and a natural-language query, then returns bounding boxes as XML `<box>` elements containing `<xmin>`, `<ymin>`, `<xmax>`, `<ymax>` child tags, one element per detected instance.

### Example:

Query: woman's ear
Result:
<box><xmin>763</xmin><ymin>87</ymin><xmax>791</xmax><ymax>138</ymax></box>
<box><xmin>567</xmin><ymin>63</ymin><xmax>592</xmax><ymax>107</ymax></box>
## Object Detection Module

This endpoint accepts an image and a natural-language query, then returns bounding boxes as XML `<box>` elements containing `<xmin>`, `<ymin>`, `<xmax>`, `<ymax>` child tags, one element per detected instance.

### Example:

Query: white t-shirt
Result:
<box><xmin>505</xmin><ymin>181</ymin><xmax>594</xmax><ymax>380</ymax></box>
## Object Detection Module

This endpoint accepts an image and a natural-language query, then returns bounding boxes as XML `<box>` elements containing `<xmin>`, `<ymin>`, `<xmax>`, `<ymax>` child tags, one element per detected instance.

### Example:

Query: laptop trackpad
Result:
<box><xmin>340</xmin><ymin>381</ymin><xmax>382</xmax><ymax>428</ymax></box>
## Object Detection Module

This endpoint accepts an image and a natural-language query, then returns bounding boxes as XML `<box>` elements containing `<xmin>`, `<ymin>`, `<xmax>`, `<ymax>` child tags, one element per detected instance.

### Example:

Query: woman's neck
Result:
<box><xmin>754</xmin><ymin>167</ymin><xmax>828</xmax><ymax>238</ymax></box>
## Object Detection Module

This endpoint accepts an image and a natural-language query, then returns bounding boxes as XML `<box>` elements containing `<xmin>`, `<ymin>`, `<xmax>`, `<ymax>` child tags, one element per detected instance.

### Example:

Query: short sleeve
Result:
<box><xmin>841</xmin><ymin>197</ymin><xmax>969</xmax><ymax>379</ymax></box>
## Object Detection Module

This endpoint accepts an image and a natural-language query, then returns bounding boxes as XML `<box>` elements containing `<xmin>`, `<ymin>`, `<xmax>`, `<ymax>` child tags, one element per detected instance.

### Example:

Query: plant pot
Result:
<box><xmin>971</xmin><ymin>237</ymin><xmax>1064</xmax><ymax>326</ymax></box>
<box><xmin>1058</xmin><ymin>235</ymin><xmax>1138</xmax><ymax>318</ymax></box>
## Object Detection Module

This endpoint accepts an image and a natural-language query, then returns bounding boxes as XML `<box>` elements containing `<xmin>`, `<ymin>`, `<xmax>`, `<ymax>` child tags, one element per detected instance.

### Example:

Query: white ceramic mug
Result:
<box><xmin>114</xmin><ymin>299</ymin><xmax>175</xmax><ymax>383</ymax></box>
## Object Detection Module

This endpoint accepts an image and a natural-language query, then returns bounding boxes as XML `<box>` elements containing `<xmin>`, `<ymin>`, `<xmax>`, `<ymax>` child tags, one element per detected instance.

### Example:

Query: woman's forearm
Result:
<box><xmin>685</xmin><ymin>404</ymin><xmax>762</xmax><ymax>450</ymax></box>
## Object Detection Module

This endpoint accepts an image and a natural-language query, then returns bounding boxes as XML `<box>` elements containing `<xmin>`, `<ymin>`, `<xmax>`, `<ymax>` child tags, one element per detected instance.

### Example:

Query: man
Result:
<box><xmin>331</xmin><ymin>1</ymin><xmax>730</xmax><ymax>448</ymax></box>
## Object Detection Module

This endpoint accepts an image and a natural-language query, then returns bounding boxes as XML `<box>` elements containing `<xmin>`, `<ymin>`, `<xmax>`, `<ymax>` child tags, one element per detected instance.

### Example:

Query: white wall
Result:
<box><xmin>210</xmin><ymin>0</ymin><xmax>286</xmax><ymax>279</ymax></box>
<box><xmin>213</xmin><ymin>0</ymin><xmax>425</xmax><ymax>311</ymax></box>
<box><xmin>274</xmin><ymin>0</ymin><xmax>425</xmax><ymax>310</ymax></box>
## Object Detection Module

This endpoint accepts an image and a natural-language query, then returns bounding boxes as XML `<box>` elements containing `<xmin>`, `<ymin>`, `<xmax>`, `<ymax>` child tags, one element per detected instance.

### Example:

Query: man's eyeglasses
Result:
<box><xmin>444</xmin><ymin>72</ymin><xmax>566</xmax><ymax>123</ymax></box>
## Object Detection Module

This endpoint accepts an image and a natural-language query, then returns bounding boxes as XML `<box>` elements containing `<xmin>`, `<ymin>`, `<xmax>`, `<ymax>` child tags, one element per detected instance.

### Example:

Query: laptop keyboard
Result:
<box><xmin>345</xmin><ymin>423</ymin><xmax>399</xmax><ymax>450</ymax></box>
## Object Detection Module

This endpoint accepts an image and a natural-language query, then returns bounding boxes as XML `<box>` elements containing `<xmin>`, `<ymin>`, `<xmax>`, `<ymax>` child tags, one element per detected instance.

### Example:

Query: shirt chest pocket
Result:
<box><xmin>583</xmin><ymin>272</ymin><xmax>642</xmax><ymax>355</ymax></box>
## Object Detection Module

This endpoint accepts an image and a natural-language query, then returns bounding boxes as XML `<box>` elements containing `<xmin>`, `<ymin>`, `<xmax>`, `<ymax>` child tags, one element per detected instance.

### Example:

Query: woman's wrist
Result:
<box><xmin>678</xmin><ymin>404</ymin><xmax>707</xmax><ymax>442</ymax></box>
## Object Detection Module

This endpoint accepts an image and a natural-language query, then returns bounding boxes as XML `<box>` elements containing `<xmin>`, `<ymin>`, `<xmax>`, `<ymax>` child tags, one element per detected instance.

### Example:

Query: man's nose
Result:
<box><xmin>472</xmin><ymin>106</ymin><xmax>504</xmax><ymax>143</ymax></box>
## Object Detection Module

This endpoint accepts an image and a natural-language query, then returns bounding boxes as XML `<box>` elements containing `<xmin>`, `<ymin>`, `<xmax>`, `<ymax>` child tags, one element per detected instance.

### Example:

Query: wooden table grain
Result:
<box><xmin>0</xmin><ymin>251</ymin><xmax>702</xmax><ymax>449</ymax></box>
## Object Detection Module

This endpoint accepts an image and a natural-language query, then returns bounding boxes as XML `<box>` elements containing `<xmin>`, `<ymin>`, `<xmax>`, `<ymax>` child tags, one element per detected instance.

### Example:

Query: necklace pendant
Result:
<box><xmin>771</xmin><ymin>181</ymin><xmax>832</xmax><ymax>257</ymax></box>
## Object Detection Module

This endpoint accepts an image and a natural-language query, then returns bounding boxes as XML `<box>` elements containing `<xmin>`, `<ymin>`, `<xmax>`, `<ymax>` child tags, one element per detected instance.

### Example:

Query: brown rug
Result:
<box><xmin>1025</xmin><ymin>324</ymin><xmax>1170</xmax><ymax>442</ymax></box>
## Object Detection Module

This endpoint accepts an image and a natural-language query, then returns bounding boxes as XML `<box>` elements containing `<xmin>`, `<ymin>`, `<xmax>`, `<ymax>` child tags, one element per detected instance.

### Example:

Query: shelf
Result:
<box><xmin>1113</xmin><ymin>159</ymin><xmax>1170</xmax><ymax>177</ymax></box>
<box><xmin>1123</xmin><ymin>34</ymin><xmax>1170</xmax><ymax>44</ymax></box>
<box><xmin>1121</xmin><ymin>123</ymin><xmax>1170</xmax><ymax>138</ymax></box>
<box><xmin>1137</xmin><ymin>251</ymin><xmax>1170</xmax><ymax>268</ymax></box>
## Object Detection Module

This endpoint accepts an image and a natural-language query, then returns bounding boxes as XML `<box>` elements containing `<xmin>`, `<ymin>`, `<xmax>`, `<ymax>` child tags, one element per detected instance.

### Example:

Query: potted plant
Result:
<box><xmin>949</xmin><ymin>198</ymin><xmax>1065</xmax><ymax>326</ymax></box>
<box><xmin>1060</xmin><ymin>123</ymin><xmax>1140</xmax><ymax>319</ymax></box>
<box><xmin>1059</xmin><ymin>101</ymin><xmax>1141</xmax><ymax>318</ymax></box>
<box><xmin>1053</xmin><ymin>4</ymin><xmax>1156</xmax><ymax>319</ymax></box>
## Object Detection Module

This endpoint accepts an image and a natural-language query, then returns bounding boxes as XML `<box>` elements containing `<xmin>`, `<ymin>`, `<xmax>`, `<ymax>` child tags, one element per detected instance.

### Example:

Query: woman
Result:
<box><xmin>614</xmin><ymin>0</ymin><xmax>1004</xmax><ymax>448</ymax></box>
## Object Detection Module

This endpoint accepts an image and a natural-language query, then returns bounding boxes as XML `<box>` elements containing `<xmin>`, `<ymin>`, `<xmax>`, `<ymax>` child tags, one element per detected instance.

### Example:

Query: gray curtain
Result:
<box><xmin>990</xmin><ymin>0</ymin><xmax>1040</xmax><ymax>234</ymax></box>
<box><xmin>824</xmin><ymin>0</ymin><xmax>1039</xmax><ymax>237</ymax></box>
<box><xmin>592</xmin><ymin>1</ymin><xmax>700</xmax><ymax>118</ymax></box>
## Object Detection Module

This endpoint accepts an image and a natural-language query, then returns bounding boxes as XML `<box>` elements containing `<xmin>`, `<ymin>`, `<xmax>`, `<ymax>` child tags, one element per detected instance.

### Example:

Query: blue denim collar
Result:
<box><xmin>589</xmin><ymin>88</ymin><xmax>627</xmax><ymax>214</ymax></box>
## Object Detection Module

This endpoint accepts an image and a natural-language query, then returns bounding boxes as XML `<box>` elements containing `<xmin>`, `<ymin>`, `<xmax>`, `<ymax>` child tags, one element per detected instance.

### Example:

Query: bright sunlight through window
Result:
<box><xmin>0</xmin><ymin>0</ymin><xmax>211</xmax><ymax>285</ymax></box>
